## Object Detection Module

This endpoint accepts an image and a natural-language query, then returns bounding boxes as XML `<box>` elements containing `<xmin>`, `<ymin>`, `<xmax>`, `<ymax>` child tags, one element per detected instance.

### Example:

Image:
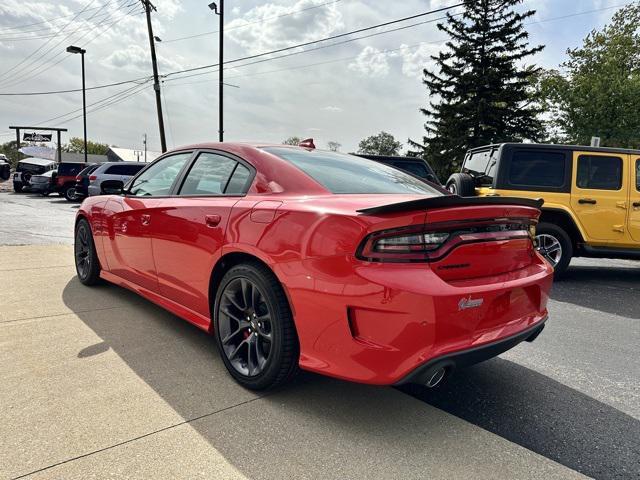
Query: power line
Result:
<box><xmin>0</xmin><ymin>5</ymin><xmax>145</xmax><ymax>89</ymax></box>
<box><xmin>0</xmin><ymin>0</ymin><xmax>100</xmax><ymax>83</ymax></box>
<box><xmin>159</xmin><ymin>0</ymin><xmax>343</xmax><ymax>44</ymax></box>
<box><xmin>0</xmin><ymin>2</ymin><xmax>139</xmax><ymax>40</ymax></box>
<box><xmin>0</xmin><ymin>2</ymin><xmax>462</xmax><ymax>96</ymax></box>
<box><xmin>0</xmin><ymin>3</ymin><xmax>116</xmax><ymax>32</ymax></box>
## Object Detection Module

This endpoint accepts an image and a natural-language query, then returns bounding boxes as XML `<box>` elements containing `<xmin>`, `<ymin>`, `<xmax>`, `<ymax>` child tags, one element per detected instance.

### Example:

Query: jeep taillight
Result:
<box><xmin>89</xmin><ymin>175</ymin><xmax>97</xmax><ymax>181</ymax></box>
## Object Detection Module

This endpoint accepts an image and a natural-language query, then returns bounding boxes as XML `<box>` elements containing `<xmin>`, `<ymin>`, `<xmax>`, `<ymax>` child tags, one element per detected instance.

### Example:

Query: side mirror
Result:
<box><xmin>425</xmin><ymin>174</ymin><xmax>437</xmax><ymax>183</ymax></box>
<box><xmin>100</xmin><ymin>179</ymin><xmax>124</xmax><ymax>195</ymax></box>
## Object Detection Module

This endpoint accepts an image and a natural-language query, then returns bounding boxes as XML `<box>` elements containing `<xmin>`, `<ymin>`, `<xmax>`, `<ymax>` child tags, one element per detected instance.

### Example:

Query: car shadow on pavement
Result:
<box><xmin>400</xmin><ymin>358</ymin><xmax>640</xmax><ymax>480</ymax></box>
<box><xmin>62</xmin><ymin>278</ymin><xmax>639</xmax><ymax>480</ymax></box>
<box><xmin>552</xmin><ymin>264</ymin><xmax>640</xmax><ymax>319</ymax></box>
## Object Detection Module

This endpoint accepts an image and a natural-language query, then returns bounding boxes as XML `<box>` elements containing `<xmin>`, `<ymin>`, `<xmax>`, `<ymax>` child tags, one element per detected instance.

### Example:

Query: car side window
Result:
<box><xmin>576</xmin><ymin>155</ymin><xmax>622</xmax><ymax>190</ymax></box>
<box><xmin>508</xmin><ymin>150</ymin><xmax>566</xmax><ymax>188</ymax></box>
<box><xmin>179</xmin><ymin>152</ymin><xmax>240</xmax><ymax>195</ymax></box>
<box><xmin>129</xmin><ymin>153</ymin><xmax>191</xmax><ymax>196</ymax></box>
<box><xmin>225</xmin><ymin>163</ymin><xmax>251</xmax><ymax>194</ymax></box>
<box><xmin>636</xmin><ymin>159</ymin><xmax>639</xmax><ymax>191</ymax></box>
<box><xmin>392</xmin><ymin>161</ymin><xmax>429</xmax><ymax>179</ymax></box>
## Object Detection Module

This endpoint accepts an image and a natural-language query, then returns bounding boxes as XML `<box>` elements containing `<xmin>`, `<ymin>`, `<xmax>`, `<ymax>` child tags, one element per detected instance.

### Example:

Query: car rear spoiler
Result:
<box><xmin>357</xmin><ymin>195</ymin><xmax>544</xmax><ymax>215</ymax></box>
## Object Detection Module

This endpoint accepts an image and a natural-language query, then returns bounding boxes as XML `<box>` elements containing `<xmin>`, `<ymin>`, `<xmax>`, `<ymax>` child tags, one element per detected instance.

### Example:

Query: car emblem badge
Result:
<box><xmin>458</xmin><ymin>296</ymin><xmax>483</xmax><ymax>311</ymax></box>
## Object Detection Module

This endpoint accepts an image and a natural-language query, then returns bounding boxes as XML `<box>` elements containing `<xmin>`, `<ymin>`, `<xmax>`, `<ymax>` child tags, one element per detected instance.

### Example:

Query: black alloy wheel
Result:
<box><xmin>214</xmin><ymin>263</ymin><xmax>299</xmax><ymax>390</ymax></box>
<box><xmin>74</xmin><ymin>219</ymin><xmax>101</xmax><ymax>285</ymax></box>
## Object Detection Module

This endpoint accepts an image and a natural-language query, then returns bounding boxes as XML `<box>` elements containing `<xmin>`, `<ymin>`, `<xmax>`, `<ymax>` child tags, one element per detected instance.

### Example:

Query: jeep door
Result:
<box><xmin>151</xmin><ymin>151</ymin><xmax>254</xmax><ymax>319</ymax></box>
<box><xmin>629</xmin><ymin>157</ymin><xmax>640</xmax><ymax>242</ymax></box>
<box><xmin>571</xmin><ymin>151</ymin><xmax>628</xmax><ymax>242</ymax></box>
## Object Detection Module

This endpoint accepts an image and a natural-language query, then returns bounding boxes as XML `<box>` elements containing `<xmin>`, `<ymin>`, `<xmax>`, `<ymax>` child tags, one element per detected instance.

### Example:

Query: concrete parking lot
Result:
<box><xmin>0</xmin><ymin>190</ymin><xmax>638</xmax><ymax>479</ymax></box>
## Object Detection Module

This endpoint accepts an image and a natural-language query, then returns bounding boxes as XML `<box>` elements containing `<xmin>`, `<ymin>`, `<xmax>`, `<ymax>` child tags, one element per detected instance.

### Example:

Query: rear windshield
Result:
<box><xmin>17</xmin><ymin>162</ymin><xmax>46</xmax><ymax>174</ymax></box>
<box><xmin>262</xmin><ymin>148</ymin><xmax>442</xmax><ymax>195</ymax></box>
<box><xmin>78</xmin><ymin>164</ymin><xmax>99</xmax><ymax>176</ymax></box>
<box><xmin>57</xmin><ymin>163</ymin><xmax>85</xmax><ymax>176</ymax></box>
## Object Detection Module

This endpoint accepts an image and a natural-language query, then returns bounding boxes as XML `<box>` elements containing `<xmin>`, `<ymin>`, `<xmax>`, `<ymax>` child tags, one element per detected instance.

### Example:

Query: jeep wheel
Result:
<box><xmin>13</xmin><ymin>182</ymin><xmax>23</xmax><ymax>193</ymax></box>
<box><xmin>446</xmin><ymin>173</ymin><xmax>475</xmax><ymax>196</ymax></box>
<box><xmin>64</xmin><ymin>186</ymin><xmax>80</xmax><ymax>202</ymax></box>
<box><xmin>536</xmin><ymin>223</ymin><xmax>572</xmax><ymax>279</ymax></box>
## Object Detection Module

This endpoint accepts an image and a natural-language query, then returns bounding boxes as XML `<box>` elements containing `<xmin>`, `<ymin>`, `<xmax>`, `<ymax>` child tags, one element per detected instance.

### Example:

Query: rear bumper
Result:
<box><xmin>394</xmin><ymin>317</ymin><xmax>546</xmax><ymax>385</ymax></box>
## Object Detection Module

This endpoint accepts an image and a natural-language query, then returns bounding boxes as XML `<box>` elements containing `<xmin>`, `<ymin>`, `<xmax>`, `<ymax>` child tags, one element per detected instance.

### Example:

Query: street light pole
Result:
<box><xmin>209</xmin><ymin>1</ymin><xmax>223</xmax><ymax>142</ymax></box>
<box><xmin>67</xmin><ymin>45</ymin><xmax>88</xmax><ymax>163</ymax></box>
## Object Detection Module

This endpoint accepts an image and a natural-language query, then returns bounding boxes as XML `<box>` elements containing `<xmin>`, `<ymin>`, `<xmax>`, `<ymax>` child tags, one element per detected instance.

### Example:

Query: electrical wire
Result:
<box><xmin>0</xmin><ymin>2</ymin><xmax>124</xmax><ymax>32</ymax></box>
<box><xmin>0</xmin><ymin>0</ymin><xmax>99</xmax><ymax>83</ymax></box>
<box><xmin>0</xmin><ymin>5</ymin><xmax>145</xmax><ymax>89</ymax></box>
<box><xmin>159</xmin><ymin>0</ymin><xmax>343</xmax><ymax>44</ymax></box>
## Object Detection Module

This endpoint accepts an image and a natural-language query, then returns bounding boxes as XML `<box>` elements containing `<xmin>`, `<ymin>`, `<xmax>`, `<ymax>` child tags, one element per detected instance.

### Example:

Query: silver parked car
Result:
<box><xmin>29</xmin><ymin>170</ymin><xmax>57</xmax><ymax>195</ymax></box>
<box><xmin>87</xmin><ymin>162</ymin><xmax>146</xmax><ymax>196</ymax></box>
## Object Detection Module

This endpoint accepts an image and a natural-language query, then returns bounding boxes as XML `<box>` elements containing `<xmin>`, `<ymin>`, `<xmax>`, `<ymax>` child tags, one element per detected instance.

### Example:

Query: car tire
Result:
<box><xmin>446</xmin><ymin>173</ymin><xmax>475</xmax><ymax>196</ymax></box>
<box><xmin>74</xmin><ymin>218</ymin><xmax>101</xmax><ymax>286</ymax></box>
<box><xmin>64</xmin><ymin>186</ymin><xmax>80</xmax><ymax>202</ymax></box>
<box><xmin>536</xmin><ymin>222</ymin><xmax>572</xmax><ymax>279</ymax></box>
<box><xmin>214</xmin><ymin>262</ymin><xmax>300</xmax><ymax>390</ymax></box>
<box><xmin>13</xmin><ymin>182</ymin><xmax>23</xmax><ymax>193</ymax></box>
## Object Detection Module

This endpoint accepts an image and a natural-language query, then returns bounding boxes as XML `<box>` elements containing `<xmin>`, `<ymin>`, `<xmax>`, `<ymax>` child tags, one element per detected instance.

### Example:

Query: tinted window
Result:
<box><xmin>105</xmin><ymin>164</ymin><xmax>145</xmax><ymax>176</ymax></box>
<box><xmin>129</xmin><ymin>154</ymin><xmax>191</xmax><ymax>196</ymax></box>
<box><xmin>509</xmin><ymin>150</ymin><xmax>566</xmax><ymax>188</ymax></box>
<box><xmin>180</xmin><ymin>153</ymin><xmax>237</xmax><ymax>195</ymax></box>
<box><xmin>225</xmin><ymin>163</ymin><xmax>251</xmax><ymax>194</ymax></box>
<box><xmin>57</xmin><ymin>163</ymin><xmax>85</xmax><ymax>176</ymax></box>
<box><xmin>635</xmin><ymin>160</ymin><xmax>639</xmax><ymax>191</ymax></box>
<box><xmin>577</xmin><ymin>155</ymin><xmax>622</xmax><ymax>190</ymax></box>
<box><xmin>78</xmin><ymin>164</ymin><xmax>98</xmax><ymax>176</ymax></box>
<box><xmin>263</xmin><ymin>148</ymin><xmax>441</xmax><ymax>195</ymax></box>
<box><xmin>391</xmin><ymin>161</ymin><xmax>429</xmax><ymax>179</ymax></box>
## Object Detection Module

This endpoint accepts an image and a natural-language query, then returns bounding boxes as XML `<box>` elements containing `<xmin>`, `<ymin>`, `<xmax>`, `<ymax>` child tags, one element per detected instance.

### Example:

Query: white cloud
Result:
<box><xmin>397</xmin><ymin>43</ymin><xmax>441</xmax><ymax>78</ymax></box>
<box><xmin>348</xmin><ymin>46</ymin><xmax>391</xmax><ymax>78</ymax></box>
<box><xmin>104</xmin><ymin>44</ymin><xmax>184</xmax><ymax>73</ymax></box>
<box><xmin>321</xmin><ymin>105</ymin><xmax>342</xmax><ymax>112</ymax></box>
<box><xmin>226</xmin><ymin>0</ymin><xmax>344</xmax><ymax>54</ymax></box>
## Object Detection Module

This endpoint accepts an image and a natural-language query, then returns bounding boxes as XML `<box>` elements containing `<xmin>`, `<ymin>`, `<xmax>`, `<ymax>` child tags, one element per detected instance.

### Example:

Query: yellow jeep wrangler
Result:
<box><xmin>446</xmin><ymin>143</ymin><xmax>640</xmax><ymax>277</ymax></box>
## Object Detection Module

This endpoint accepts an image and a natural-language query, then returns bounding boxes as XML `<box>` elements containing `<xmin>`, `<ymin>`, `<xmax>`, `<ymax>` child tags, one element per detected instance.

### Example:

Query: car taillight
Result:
<box><xmin>357</xmin><ymin>227</ymin><xmax>450</xmax><ymax>262</ymax></box>
<box><xmin>75</xmin><ymin>175</ymin><xmax>82</xmax><ymax>181</ymax></box>
<box><xmin>89</xmin><ymin>175</ymin><xmax>97</xmax><ymax>181</ymax></box>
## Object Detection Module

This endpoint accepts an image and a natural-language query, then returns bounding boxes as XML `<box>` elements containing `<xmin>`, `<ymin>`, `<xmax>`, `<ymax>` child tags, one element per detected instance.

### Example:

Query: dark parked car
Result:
<box><xmin>74</xmin><ymin>163</ymin><xmax>100</xmax><ymax>198</ymax></box>
<box><xmin>54</xmin><ymin>162</ymin><xmax>87</xmax><ymax>201</ymax></box>
<box><xmin>355</xmin><ymin>154</ymin><xmax>440</xmax><ymax>185</ymax></box>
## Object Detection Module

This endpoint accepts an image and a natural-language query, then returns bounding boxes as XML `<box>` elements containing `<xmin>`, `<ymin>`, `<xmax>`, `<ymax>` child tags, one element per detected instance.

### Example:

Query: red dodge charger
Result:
<box><xmin>75</xmin><ymin>142</ymin><xmax>553</xmax><ymax>390</ymax></box>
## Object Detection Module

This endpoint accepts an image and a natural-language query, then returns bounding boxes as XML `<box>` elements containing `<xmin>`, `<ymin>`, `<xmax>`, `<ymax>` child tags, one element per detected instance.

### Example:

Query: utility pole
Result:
<box><xmin>209</xmin><ymin>1</ymin><xmax>224</xmax><ymax>142</ymax></box>
<box><xmin>143</xmin><ymin>133</ymin><xmax>147</xmax><ymax>162</ymax></box>
<box><xmin>141</xmin><ymin>0</ymin><xmax>167</xmax><ymax>153</ymax></box>
<box><xmin>66</xmin><ymin>46</ymin><xmax>87</xmax><ymax>163</ymax></box>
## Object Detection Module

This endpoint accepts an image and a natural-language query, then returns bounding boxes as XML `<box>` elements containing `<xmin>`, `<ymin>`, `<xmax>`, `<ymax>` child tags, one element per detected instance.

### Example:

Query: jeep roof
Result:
<box><xmin>17</xmin><ymin>157</ymin><xmax>56</xmax><ymax>166</ymax></box>
<box><xmin>468</xmin><ymin>142</ymin><xmax>640</xmax><ymax>156</ymax></box>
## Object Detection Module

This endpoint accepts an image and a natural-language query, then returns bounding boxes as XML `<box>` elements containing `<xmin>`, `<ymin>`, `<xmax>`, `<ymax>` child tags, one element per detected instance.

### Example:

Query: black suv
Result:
<box><xmin>356</xmin><ymin>154</ymin><xmax>440</xmax><ymax>184</ymax></box>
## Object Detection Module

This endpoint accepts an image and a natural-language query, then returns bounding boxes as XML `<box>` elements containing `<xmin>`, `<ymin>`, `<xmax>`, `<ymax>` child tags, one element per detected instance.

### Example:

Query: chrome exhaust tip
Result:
<box><xmin>425</xmin><ymin>367</ymin><xmax>447</xmax><ymax>388</ymax></box>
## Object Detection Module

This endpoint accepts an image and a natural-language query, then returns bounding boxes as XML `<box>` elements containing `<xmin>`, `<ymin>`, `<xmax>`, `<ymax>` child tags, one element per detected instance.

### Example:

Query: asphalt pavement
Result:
<box><xmin>0</xmin><ymin>190</ymin><xmax>638</xmax><ymax>479</ymax></box>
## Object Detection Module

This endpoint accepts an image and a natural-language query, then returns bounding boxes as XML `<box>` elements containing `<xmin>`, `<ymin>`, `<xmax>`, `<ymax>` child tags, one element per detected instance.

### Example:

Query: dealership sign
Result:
<box><xmin>23</xmin><ymin>132</ymin><xmax>52</xmax><ymax>142</ymax></box>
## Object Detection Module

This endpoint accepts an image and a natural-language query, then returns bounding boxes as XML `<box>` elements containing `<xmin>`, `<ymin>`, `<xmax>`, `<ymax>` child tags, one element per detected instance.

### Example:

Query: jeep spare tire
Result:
<box><xmin>446</xmin><ymin>173</ymin><xmax>475</xmax><ymax>196</ymax></box>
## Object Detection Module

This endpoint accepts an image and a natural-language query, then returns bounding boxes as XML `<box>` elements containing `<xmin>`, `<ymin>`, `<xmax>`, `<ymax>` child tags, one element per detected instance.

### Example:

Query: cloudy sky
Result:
<box><xmin>0</xmin><ymin>0</ymin><xmax>628</xmax><ymax>153</ymax></box>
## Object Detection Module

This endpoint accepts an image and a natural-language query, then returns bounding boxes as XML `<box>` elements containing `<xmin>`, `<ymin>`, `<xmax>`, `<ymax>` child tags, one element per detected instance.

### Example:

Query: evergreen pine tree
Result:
<box><xmin>411</xmin><ymin>0</ymin><xmax>544</xmax><ymax>178</ymax></box>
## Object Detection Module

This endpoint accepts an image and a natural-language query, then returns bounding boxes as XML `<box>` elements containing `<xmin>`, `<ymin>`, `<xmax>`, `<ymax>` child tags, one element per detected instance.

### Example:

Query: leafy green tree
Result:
<box><xmin>0</xmin><ymin>141</ymin><xmax>25</xmax><ymax>168</ymax></box>
<box><xmin>327</xmin><ymin>141</ymin><xmax>341</xmax><ymax>152</ymax></box>
<box><xmin>411</xmin><ymin>0</ymin><xmax>544</xmax><ymax>178</ymax></box>
<box><xmin>64</xmin><ymin>137</ymin><xmax>110</xmax><ymax>155</ymax></box>
<box><xmin>540</xmin><ymin>4</ymin><xmax>640</xmax><ymax>148</ymax></box>
<box><xmin>282</xmin><ymin>136</ymin><xmax>302</xmax><ymax>146</ymax></box>
<box><xmin>357</xmin><ymin>131</ymin><xmax>402</xmax><ymax>156</ymax></box>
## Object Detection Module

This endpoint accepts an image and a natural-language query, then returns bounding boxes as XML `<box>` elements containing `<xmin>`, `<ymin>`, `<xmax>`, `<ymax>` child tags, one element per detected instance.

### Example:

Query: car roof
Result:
<box><xmin>469</xmin><ymin>142</ymin><xmax>640</xmax><ymax>156</ymax></box>
<box><xmin>18</xmin><ymin>157</ymin><xmax>56</xmax><ymax>166</ymax></box>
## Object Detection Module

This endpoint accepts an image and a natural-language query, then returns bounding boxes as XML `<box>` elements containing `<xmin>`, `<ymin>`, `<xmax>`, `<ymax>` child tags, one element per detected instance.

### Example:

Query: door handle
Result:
<box><xmin>141</xmin><ymin>214</ymin><xmax>151</xmax><ymax>226</ymax></box>
<box><xmin>578</xmin><ymin>198</ymin><xmax>597</xmax><ymax>205</ymax></box>
<box><xmin>205</xmin><ymin>214</ymin><xmax>222</xmax><ymax>228</ymax></box>
<box><xmin>633</xmin><ymin>202</ymin><xmax>640</xmax><ymax>208</ymax></box>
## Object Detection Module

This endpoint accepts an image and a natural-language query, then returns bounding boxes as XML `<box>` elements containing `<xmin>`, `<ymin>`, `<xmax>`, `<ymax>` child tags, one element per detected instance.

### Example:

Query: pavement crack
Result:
<box><xmin>11</xmin><ymin>395</ymin><xmax>268</xmax><ymax>480</ymax></box>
